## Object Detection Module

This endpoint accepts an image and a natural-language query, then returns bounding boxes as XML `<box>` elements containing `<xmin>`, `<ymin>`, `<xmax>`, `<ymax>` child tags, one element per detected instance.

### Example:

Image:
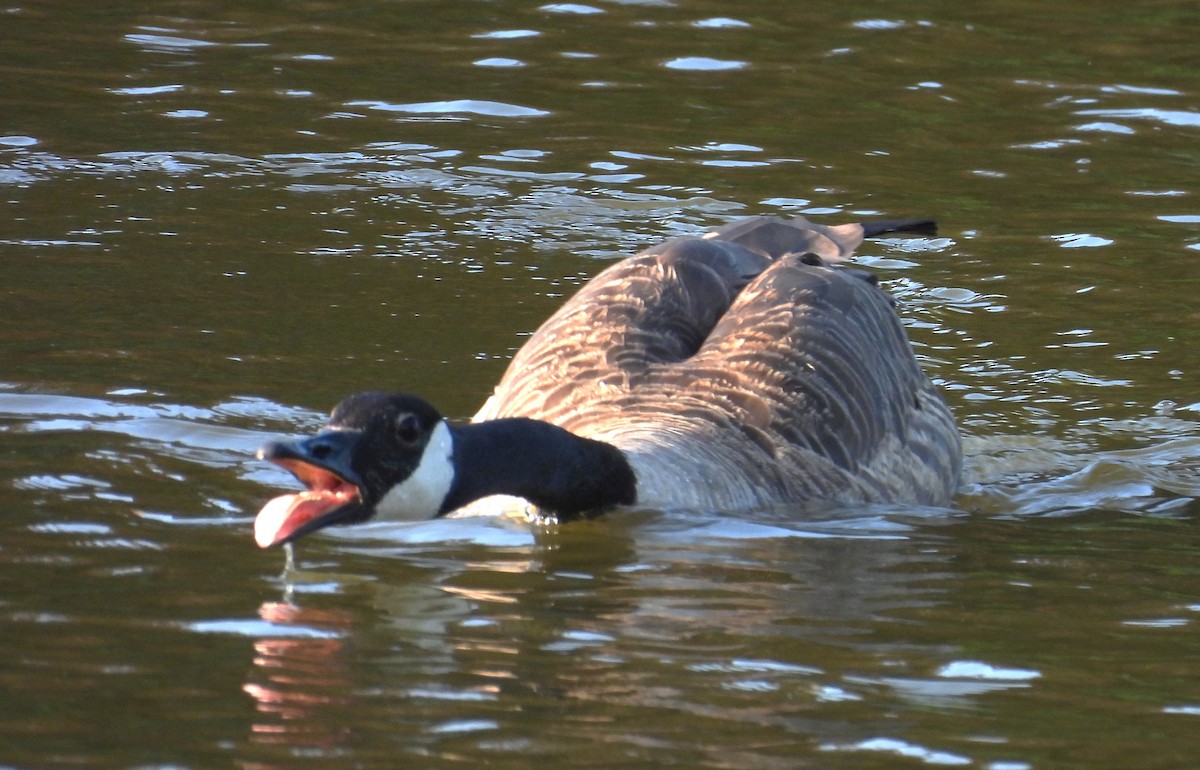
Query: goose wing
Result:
<box><xmin>649</xmin><ymin>250</ymin><xmax>960</xmax><ymax>504</ymax></box>
<box><xmin>474</xmin><ymin>231</ymin><xmax>765</xmax><ymax>422</ymax></box>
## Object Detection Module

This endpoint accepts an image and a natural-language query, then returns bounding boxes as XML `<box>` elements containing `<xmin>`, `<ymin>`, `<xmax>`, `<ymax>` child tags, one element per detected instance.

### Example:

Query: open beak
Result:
<box><xmin>254</xmin><ymin>431</ymin><xmax>367</xmax><ymax>548</ymax></box>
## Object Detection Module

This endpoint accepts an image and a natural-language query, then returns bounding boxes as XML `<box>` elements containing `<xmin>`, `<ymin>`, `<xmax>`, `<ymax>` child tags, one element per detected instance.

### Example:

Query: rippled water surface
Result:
<box><xmin>4</xmin><ymin>1</ymin><xmax>1200</xmax><ymax>767</ymax></box>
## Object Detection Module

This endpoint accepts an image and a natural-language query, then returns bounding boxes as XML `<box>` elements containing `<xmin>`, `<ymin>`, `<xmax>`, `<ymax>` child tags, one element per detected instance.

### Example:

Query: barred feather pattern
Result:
<box><xmin>472</xmin><ymin>216</ymin><xmax>961</xmax><ymax>511</ymax></box>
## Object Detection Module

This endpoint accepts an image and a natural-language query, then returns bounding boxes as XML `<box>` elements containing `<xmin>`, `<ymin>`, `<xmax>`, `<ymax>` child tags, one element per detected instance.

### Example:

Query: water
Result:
<box><xmin>3</xmin><ymin>0</ymin><xmax>1200</xmax><ymax>767</ymax></box>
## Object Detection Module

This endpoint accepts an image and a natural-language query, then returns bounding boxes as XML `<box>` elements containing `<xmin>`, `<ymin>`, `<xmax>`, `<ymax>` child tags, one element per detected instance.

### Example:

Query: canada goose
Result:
<box><xmin>254</xmin><ymin>215</ymin><xmax>961</xmax><ymax>547</ymax></box>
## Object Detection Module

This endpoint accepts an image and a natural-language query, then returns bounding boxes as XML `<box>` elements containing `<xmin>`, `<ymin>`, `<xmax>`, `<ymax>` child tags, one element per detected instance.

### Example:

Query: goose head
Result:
<box><xmin>254</xmin><ymin>391</ymin><xmax>455</xmax><ymax>548</ymax></box>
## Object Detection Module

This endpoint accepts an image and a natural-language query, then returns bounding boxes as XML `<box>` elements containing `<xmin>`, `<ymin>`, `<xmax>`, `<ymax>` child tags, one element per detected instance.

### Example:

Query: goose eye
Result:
<box><xmin>394</xmin><ymin>413</ymin><xmax>422</xmax><ymax>446</ymax></box>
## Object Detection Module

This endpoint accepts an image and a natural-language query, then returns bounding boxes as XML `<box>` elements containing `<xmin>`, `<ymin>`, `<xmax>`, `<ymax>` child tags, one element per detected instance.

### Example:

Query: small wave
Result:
<box><xmin>348</xmin><ymin>99</ymin><xmax>550</xmax><ymax>118</ymax></box>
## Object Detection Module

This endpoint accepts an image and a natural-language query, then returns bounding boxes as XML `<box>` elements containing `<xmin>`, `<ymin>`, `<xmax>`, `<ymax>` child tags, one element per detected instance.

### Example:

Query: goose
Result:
<box><xmin>254</xmin><ymin>215</ymin><xmax>961</xmax><ymax>548</ymax></box>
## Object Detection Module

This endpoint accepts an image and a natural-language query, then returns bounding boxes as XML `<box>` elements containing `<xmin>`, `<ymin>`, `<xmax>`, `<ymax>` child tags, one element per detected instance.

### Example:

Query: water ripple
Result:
<box><xmin>664</xmin><ymin>57</ymin><xmax>748</xmax><ymax>72</ymax></box>
<box><xmin>1076</xmin><ymin>108</ymin><xmax>1200</xmax><ymax>129</ymax></box>
<box><xmin>349</xmin><ymin>99</ymin><xmax>550</xmax><ymax>118</ymax></box>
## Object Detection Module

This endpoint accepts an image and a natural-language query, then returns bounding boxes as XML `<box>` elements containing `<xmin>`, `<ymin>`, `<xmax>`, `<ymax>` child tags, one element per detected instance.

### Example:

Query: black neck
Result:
<box><xmin>440</xmin><ymin>419</ymin><xmax>637</xmax><ymax>519</ymax></box>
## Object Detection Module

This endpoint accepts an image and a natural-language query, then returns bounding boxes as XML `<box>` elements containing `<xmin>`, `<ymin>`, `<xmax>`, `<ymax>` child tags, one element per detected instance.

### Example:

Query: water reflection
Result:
<box><xmin>349</xmin><ymin>99</ymin><xmax>552</xmax><ymax>119</ymax></box>
<box><xmin>230</xmin><ymin>510</ymin><xmax>1030</xmax><ymax>765</ymax></box>
<box><xmin>243</xmin><ymin>601</ymin><xmax>354</xmax><ymax>754</ymax></box>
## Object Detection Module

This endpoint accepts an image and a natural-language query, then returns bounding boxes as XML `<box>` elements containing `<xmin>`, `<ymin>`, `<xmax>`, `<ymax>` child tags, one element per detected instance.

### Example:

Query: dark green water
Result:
<box><xmin>3</xmin><ymin>1</ymin><xmax>1200</xmax><ymax>767</ymax></box>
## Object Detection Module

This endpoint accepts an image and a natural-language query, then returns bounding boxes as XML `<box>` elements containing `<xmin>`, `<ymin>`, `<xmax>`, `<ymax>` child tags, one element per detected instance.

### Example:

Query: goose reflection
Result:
<box><xmin>242</xmin><ymin>601</ymin><xmax>354</xmax><ymax>756</ymax></box>
<box><xmin>238</xmin><ymin>509</ymin><xmax>970</xmax><ymax>765</ymax></box>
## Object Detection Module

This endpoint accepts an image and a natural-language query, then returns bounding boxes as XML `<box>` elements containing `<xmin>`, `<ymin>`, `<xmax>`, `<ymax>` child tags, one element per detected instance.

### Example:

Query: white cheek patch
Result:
<box><xmin>374</xmin><ymin>420</ymin><xmax>455</xmax><ymax>521</ymax></box>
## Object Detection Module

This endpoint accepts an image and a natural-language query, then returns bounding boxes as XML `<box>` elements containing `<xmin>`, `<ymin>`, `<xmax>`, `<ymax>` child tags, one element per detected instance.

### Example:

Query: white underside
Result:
<box><xmin>450</xmin><ymin>494</ymin><xmax>541</xmax><ymax>520</ymax></box>
<box><xmin>374</xmin><ymin>420</ymin><xmax>456</xmax><ymax>521</ymax></box>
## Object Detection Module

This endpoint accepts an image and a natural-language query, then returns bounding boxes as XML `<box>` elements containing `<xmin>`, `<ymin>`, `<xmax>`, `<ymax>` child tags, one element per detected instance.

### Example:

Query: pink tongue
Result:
<box><xmin>254</xmin><ymin>490</ymin><xmax>349</xmax><ymax>548</ymax></box>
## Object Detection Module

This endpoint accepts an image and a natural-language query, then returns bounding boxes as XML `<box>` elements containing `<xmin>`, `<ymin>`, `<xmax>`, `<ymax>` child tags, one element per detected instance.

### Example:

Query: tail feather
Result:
<box><xmin>692</xmin><ymin>215</ymin><xmax>937</xmax><ymax>266</ymax></box>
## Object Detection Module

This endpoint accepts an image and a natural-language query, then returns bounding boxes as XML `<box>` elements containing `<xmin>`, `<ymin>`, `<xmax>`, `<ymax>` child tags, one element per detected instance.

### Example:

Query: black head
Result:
<box><xmin>254</xmin><ymin>392</ymin><xmax>450</xmax><ymax>547</ymax></box>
